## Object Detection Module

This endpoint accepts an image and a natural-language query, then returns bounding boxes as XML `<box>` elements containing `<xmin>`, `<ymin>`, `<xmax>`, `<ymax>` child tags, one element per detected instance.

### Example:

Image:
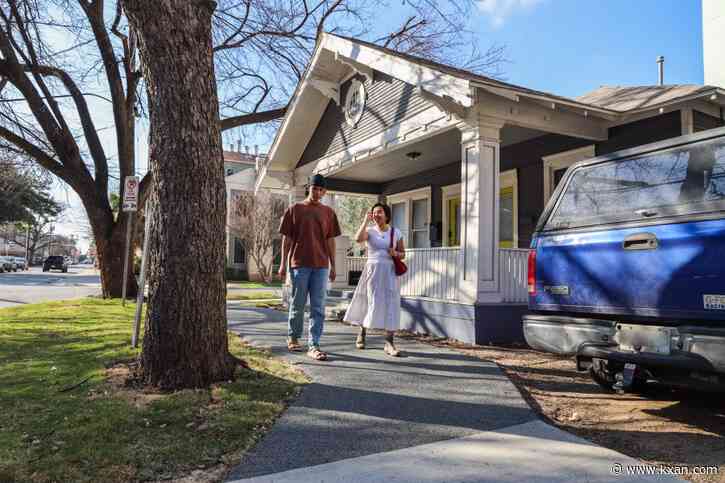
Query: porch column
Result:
<box><xmin>459</xmin><ymin>118</ymin><xmax>504</xmax><ymax>304</ymax></box>
<box><xmin>289</xmin><ymin>184</ymin><xmax>306</xmax><ymax>204</ymax></box>
<box><xmin>331</xmin><ymin>235</ymin><xmax>351</xmax><ymax>288</ymax></box>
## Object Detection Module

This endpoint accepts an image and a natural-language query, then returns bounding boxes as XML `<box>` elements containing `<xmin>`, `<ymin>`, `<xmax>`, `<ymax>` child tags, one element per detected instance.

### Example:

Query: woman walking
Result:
<box><xmin>343</xmin><ymin>202</ymin><xmax>405</xmax><ymax>356</ymax></box>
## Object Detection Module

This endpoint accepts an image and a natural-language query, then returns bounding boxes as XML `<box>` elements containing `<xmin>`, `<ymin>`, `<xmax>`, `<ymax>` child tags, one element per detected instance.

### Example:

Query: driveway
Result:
<box><xmin>225</xmin><ymin>307</ymin><xmax>675</xmax><ymax>482</ymax></box>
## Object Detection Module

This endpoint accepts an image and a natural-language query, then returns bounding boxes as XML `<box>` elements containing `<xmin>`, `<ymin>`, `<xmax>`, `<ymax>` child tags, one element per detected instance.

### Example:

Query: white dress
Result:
<box><xmin>343</xmin><ymin>226</ymin><xmax>402</xmax><ymax>330</ymax></box>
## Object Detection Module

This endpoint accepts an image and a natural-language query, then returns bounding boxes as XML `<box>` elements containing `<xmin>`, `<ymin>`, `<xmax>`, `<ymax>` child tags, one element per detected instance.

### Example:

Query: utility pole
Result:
<box><xmin>48</xmin><ymin>225</ymin><xmax>54</xmax><ymax>256</ymax></box>
<box><xmin>25</xmin><ymin>224</ymin><xmax>29</xmax><ymax>267</ymax></box>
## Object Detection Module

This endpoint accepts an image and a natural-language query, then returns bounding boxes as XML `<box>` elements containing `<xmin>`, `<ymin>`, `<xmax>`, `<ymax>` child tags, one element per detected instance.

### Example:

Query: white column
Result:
<box><xmin>331</xmin><ymin>235</ymin><xmax>351</xmax><ymax>288</ymax></box>
<box><xmin>289</xmin><ymin>184</ymin><xmax>306</xmax><ymax>204</ymax></box>
<box><xmin>459</xmin><ymin>117</ymin><xmax>504</xmax><ymax>304</ymax></box>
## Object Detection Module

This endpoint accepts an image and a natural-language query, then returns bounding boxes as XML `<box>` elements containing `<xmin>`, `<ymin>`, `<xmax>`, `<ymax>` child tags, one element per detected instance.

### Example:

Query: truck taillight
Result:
<box><xmin>527</xmin><ymin>250</ymin><xmax>536</xmax><ymax>295</ymax></box>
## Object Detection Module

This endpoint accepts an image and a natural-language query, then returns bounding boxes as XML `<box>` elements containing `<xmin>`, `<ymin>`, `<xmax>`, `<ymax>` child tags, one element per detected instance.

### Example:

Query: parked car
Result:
<box><xmin>43</xmin><ymin>255</ymin><xmax>69</xmax><ymax>273</ymax></box>
<box><xmin>13</xmin><ymin>257</ymin><xmax>27</xmax><ymax>271</ymax></box>
<box><xmin>524</xmin><ymin>127</ymin><xmax>725</xmax><ymax>392</ymax></box>
<box><xmin>0</xmin><ymin>256</ymin><xmax>17</xmax><ymax>272</ymax></box>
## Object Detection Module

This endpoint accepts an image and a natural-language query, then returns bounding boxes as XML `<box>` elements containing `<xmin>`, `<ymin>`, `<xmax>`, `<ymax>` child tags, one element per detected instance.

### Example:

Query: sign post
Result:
<box><xmin>121</xmin><ymin>176</ymin><xmax>139</xmax><ymax>306</ymax></box>
<box><xmin>132</xmin><ymin>198</ymin><xmax>151</xmax><ymax>348</ymax></box>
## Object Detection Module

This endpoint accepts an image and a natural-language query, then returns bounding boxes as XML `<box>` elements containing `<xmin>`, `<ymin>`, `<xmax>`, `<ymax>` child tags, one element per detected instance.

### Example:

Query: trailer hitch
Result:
<box><xmin>614</xmin><ymin>363</ymin><xmax>638</xmax><ymax>393</ymax></box>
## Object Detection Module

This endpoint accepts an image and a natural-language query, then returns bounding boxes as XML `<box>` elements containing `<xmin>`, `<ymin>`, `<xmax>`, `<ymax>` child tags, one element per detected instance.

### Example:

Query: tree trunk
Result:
<box><xmin>94</xmin><ymin>215</ymin><xmax>139</xmax><ymax>299</ymax></box>
<box><xmin>123</xmin><ymin>0</ymin><xmax>236</xmax><ymax>389</ymax></box>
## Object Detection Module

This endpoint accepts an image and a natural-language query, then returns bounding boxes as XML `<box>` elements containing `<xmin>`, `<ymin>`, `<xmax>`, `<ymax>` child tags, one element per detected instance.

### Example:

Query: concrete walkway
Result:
<box><xmin>225</xmin><ymin>307</ymin><xmax>679</xmax><ymax>482</ymax></box>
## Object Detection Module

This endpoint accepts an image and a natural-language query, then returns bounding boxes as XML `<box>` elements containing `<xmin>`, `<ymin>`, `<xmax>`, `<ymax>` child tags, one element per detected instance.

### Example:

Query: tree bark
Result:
<box><xmin>93</xmin><ymin>215</ymin><xmax>139</xmax><ymax>299</ymax></box>
<box><xmin>123</xmin><ymin>0</ymin><xmax>236</xmax><ymax>389</ymax></box>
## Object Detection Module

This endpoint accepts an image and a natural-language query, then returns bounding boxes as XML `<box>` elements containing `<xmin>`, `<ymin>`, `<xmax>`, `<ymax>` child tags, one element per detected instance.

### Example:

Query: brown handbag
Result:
<box><xmin>389</xmin><ymin>226</ymin><xmax>407</xmax><ymax>276</ymax></box>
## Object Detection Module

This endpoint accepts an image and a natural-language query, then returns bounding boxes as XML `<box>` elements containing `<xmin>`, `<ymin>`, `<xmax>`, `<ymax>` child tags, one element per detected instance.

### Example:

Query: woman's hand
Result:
<box><xmin>388</xmin><ymin>248</ymin><xmax>398</xmax><ymax>258</ymax></box>
<box><xmin>356</xmin><ymin>210</ymin><xmax>373</xmax><ymax>243</ymax></box>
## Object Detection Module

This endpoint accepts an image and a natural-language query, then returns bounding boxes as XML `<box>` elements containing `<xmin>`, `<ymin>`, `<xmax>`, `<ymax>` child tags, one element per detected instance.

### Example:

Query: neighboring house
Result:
<box><xmin>224</xmin><ymin>149</ymin><xmax>282</xmax><ymax>281</ymax></box>
<box><xmin>256</xmin><ymin>10</ymin><xmax>725</xmax><ymax>345</ymax></box>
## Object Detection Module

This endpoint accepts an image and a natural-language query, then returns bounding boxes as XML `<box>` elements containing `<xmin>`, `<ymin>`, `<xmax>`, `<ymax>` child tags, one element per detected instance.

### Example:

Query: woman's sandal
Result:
<box><xmin>307</xmin><ymin>347</ymin><xmax>328</xmax><ymax>361</ymax></box>
<box><xmin>355</xmin><ymin>329</ymin><xmax>366</xmax><ymax>349</ymax></box>
<box><xmin>384</xmin><ymin>341</ymin><xmax>401</xmax><ymax>357</ymax></box>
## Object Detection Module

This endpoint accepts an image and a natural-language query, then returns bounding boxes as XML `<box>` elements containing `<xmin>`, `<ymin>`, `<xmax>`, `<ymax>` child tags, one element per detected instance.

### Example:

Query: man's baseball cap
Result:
<box><xmin>308</xmin><ymin>173</ymin><xmax>327</xmax><ymax>188</ymax></box>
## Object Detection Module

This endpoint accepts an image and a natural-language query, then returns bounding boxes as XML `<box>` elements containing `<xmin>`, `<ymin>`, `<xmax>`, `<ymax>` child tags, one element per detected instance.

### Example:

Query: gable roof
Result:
<box><xmin>330</xmin><ymin>34</ymin><xmax>725</xmax><ymax>118</ymax></box>
<box><xmin>260</xmin><ymin>32</ymin><xmax>725</xmax><ymax>182</ymax></box>
<box><xmin>328</xmin><ymin>34</ymin><xmax>617</xmax><ymax>115</ymax></box>
<box><xmin>577</xmin><ymin>85</ymin><xmax>718</xmax><ymax>112</ymax></box>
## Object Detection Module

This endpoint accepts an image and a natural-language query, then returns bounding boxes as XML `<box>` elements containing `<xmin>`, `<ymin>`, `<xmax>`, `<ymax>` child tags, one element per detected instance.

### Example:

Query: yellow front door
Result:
<box><xmin>499</xmin><ymin>186</ymin><xmax>514</xmax><ymax>248</ymax></box>
<box><xmin>448</xmin><ymin>197</ymin><xmax>461</xmax><ymax>246</ymax></box>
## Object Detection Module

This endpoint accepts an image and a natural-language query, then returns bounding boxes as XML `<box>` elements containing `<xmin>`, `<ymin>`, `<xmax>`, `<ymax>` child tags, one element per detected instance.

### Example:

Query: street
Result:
<box><xmin>0</xmin><ymin>265</ymin><xmax>101</xmax><ymax>308</ymax></box>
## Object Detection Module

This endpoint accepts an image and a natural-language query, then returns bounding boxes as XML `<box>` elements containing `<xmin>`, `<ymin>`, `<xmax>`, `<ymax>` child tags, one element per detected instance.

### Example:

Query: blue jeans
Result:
<box><xmin>288</xmin><ymin>267</ymin><xmax>328</xmax><ymax>347</ymax></box>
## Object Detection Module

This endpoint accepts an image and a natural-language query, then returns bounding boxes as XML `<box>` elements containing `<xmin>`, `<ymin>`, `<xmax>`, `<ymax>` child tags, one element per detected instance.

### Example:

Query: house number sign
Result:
<box><xmin>344</xmin><ymin>79</ymin><xmax>366</xmax><ymax>128</ymax></box>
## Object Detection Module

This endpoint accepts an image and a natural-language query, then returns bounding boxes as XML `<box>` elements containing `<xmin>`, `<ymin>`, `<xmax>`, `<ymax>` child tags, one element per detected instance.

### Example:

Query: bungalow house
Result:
<box><xmin>255</xmin><ymin>20</ymin><xmax>725</xmax><ymax>344</ymax></box>
<box><xmin>224</xmin><ymin>148</ymin><xmax>284</xmax><ymax>281</ymax></box>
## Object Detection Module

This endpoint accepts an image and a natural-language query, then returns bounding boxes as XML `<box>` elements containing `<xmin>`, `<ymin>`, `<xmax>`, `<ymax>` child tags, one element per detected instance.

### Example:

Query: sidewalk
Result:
<box><xmin>225</xmin><ymin>307</ymin><xmax>679</xmax><ymax>482</ymax></box>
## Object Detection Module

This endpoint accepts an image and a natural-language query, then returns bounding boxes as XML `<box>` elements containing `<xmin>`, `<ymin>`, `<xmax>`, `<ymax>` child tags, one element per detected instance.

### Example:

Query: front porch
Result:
<box><xmin>318</xmin><ymin>121</ymin><xmax>552</xmax><ymax>344</ymax></box>
<box><xmin>254</xmin><ymin>34</ymin><xmax>616</xmax><ymax>344</ymax></box>
<box><xmin>344</xmin><ymin>247</ymin><xmax>528</xmax><ymax>304</ymax></box>
<box><xmin>342</xmin><ymin>246</ymin><xmax>529</xmax><ymax>345</ymax></box>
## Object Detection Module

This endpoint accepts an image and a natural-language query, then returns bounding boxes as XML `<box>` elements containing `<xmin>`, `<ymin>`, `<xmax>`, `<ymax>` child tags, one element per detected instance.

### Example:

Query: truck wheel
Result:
<box><xmin>589</xmin><ymin>358</ymin><xmax>617</xmax><ymax>392</ymax></box>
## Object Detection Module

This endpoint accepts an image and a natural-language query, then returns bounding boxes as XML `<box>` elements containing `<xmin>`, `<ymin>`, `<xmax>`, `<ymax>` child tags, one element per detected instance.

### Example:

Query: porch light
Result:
<box><xmin>406</xmin><ymin>151</ymin><xmax>421</xmax><ymax>160</ymax></box>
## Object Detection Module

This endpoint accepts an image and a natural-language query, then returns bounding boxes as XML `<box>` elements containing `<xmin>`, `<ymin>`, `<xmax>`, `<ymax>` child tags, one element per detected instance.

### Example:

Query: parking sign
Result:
<box><xmin>122</xmin><ymin>176</ymin><xmax>139</xmax><ymax>212</ymax></box>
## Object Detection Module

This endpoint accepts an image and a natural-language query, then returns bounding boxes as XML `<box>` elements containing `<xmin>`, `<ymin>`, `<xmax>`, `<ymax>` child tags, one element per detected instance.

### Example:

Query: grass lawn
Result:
<box><xmin>228</xmin><ymin>281</ymin><xmax>283</xmax><ymax>289</ymax></box>
<box><xmin>0</xmin><ymin>299</ymin><xmax>306</xmax><ymax>483</ymax></box>
<box><xmin>226</xmin><ymin>291</ymin><xmax>280</xmax><ymax>301</ymax></box>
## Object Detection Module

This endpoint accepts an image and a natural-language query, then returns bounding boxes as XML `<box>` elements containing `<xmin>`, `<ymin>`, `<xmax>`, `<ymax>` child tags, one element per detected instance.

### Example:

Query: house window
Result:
<box><xmin>386</xmin><ymin>186</ymin><xmax>431</xmax><ymax>248</ymax></box>
<box><xmin>272</xmin><ymin>239</ymin><xmax>282</xmax><ymax>268</ymax></box>
<box><xmin>542</xmin><ymin>145</ymin><xmax>596</xmax><ymax>203</ymax></box>
<box><xmin>441</xmin><ymin>170</ymin><xmax>518</xmax><ymax>248</ymax></box>
<box><xmin>233</xmin><ymin>238</ymin><xmax>245</xmax><ymax>264</ymax></box>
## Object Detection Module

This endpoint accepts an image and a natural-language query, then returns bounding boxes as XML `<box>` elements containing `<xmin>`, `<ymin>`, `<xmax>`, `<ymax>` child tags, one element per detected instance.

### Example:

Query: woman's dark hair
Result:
<box><xmin>371</xmin><ymin>202</ymin><xmax>391</xmax><ymax>223</ymax></box>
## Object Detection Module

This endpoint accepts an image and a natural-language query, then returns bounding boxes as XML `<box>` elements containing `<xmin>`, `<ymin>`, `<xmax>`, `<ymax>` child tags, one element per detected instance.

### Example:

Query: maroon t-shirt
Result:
<box><xmin>279</xmin><ymin>202</ymin><xmax>342</xmax><ymax>268</ymax></box>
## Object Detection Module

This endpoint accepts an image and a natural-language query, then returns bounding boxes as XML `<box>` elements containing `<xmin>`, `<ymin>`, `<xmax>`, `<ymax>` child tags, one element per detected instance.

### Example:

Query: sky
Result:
<box><xmin>51</xmin><ymin>0</ymin><xmax>707</xmax><ymax>253</ymax></box>
<box><xmin>470</xmin><ymin>0</ymin><xmax>704</xmax><ymax>96</ymax></box>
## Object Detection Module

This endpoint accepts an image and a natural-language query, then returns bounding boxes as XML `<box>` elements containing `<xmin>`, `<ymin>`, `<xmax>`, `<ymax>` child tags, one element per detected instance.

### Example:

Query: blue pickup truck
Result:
<box><xmin>524</xmin><ymin>127</ymin><xmax>725</xmax><ymax>392</ymax></box>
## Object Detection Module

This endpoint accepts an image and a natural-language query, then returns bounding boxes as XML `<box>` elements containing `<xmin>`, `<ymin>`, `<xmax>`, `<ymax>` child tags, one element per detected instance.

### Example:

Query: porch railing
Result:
<box><xmin>345</xmin><ymin>247</ymin><xmax>461</xmax><ymax>300</ymax></box>
<box><xmin>344</xmin><ymin>247</ymin><xmax>529</xmax><ymax>303</ymax></box>
<box><xmin>499</xmin><ymin>248</ymin><xmax>529</xmax><ymax>303</ymax></box>
<box><xmin>346</xmin><ymin>256</ymin><xmax>367</xmax><ymax>273</ymax></box>
<box><xmin>401</xmin><ymin>247</ymin><xmax>461</xmax><ymax>300</ymax></box>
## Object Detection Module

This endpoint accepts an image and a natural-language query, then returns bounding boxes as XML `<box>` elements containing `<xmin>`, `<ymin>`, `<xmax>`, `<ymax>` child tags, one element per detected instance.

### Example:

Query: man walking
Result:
<box><xmin>278</xmin><ymin>174</ymin><xmax>341</xmax><ymax>361</ymax></box>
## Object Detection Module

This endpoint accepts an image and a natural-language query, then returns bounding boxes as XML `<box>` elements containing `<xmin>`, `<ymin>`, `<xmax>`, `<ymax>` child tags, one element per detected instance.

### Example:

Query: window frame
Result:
<box><xmin>542</xmin><ymin>145</ymin><xmax>596</xmax><ymax>204</ymax></box>
<box><xmin>386</xmin><ymin>186</ymin><xmax>432</xmax><ymax>248</ymax></box>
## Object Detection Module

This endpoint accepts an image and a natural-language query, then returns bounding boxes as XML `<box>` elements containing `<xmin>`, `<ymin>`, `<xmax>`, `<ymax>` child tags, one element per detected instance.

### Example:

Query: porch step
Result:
<box><xmin>327</xmin><ymin>288</ymin><xmax>355</xmax><ymax>300</ymax></box>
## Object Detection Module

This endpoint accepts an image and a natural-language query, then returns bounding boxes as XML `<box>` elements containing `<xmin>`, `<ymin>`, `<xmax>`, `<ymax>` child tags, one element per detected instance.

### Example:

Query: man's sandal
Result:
<box><xmin>307</xmin><ymin>347</ymin><xmax>328</xmax><ymax>361</ymax></box>
<box><xmin>287</xmin><ymin>338</ymin><xmax>303</xmax><ymax>352</ymax></box>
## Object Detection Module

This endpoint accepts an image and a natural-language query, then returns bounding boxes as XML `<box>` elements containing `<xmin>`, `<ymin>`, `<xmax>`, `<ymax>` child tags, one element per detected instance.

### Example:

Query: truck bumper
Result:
<box><xmin>523</xmin><ymin>314</ymin><xmax>725</xmax><ymax>374</ymax></box>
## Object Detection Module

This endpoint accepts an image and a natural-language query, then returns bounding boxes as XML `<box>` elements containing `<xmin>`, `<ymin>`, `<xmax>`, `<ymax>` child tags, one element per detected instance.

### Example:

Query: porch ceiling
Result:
<box><xmin>330</xmin><ymin>125</ymin><xmax>546</xmax><ymax>183</ymax></box>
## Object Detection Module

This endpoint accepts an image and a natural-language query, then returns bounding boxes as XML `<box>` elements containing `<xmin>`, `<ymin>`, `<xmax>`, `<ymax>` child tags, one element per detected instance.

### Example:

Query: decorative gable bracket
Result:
<box><xmin>308</xmin><ymin>77</ymin><xmax>340</xmax><ymax>105</ymax></box>
<box><xmin>334</xmin><ymin>51</ymin><xmax>374</xmax><ymax>83</ymax></box>
<box><xmin>416</xmin><ymin>86</ymin><xmax>469</xmax><ymax>121</ymax></box>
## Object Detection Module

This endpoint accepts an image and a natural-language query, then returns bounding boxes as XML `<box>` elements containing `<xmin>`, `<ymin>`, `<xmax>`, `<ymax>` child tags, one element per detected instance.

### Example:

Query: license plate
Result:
<box><xmin>704</xmin><ymin>294</ymin><xmax>725</xmax><ymax>310</ymax></box>
<box><xmin>615</xmin><ymin>324</ymin><xmax>671</xmax><ymax>355</ymax></box>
